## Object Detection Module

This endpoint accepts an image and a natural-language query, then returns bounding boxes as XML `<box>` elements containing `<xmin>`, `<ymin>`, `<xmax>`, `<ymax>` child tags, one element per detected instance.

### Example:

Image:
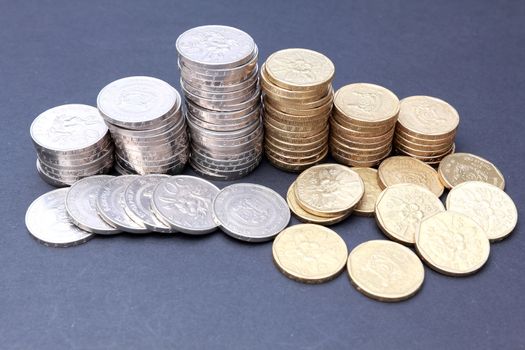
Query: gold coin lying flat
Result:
<box><xmin>295</xmin><ymin>163</ymin><xmax>364</xmax><ymax>217</ymax></box>
<box><xmin>347</xmin><ymin>240</ymin><xmax>425</xmax><ymax>302</ymax></box>
<box><xmin>273</xmin><ymin>224</ymin><xmax>348</xmax><ymax>283</ymax></box>
<box><xmin>446</xmin><ymin>181</ymin><xmax>517</xmax><ymax>241</ymax></box>
<box><xmin>375</xmin><ymin>184</ymin><xmax>445</xmax><ymax>244</ymax></box>
<box><xmin>438</xmin><ymin>153</ymin><xmax>505</xmax><ymax>190</ymax></box>
<box><xmin>378</xmin><ymin>156</ymin><xmax>444</xmax><ymax>197</ymax></box>
<box><xmin>415</xmin><ymin>211</ymin><xmax>490</xmax><ymax>276</ymax></box>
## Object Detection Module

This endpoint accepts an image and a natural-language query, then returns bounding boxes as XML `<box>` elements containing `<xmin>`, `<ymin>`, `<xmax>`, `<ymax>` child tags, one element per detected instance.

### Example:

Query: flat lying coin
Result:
<box><xmin>446</xmin><ymin>181</ymin><xmax>517</xmax><ymax>241</ymax></box>
<box><xmin>415</xmin><ymin>211</ymin><xmax>490</xmax><ymax>276</ymax></box>
<box><xmin>347</xmin><ymin>240</ymin><xmax>424</xmax><ymax>302</ymax></box>
<box><xmin>438</xmin><ymin>153</ymin><xmax>505</xmax><ymax>190</ymax></box>
<box><xmin>351</xmin><ymin>167</ymin><xmax>382</xmax><ymax>216</ymax></box>
<box><xmin>273</xmin><ymin>224</ymin><xmax>348</xmax><ymax>283</ymax></box>
<box><xmin>65</xmin><ymin>175</ymin><xmax>121</xmax><ymax>234</ymax></box>
<box><xmin>26</xmin><ymin>188</ymin><xmax>94</xmax><ymax>247</ymax></box>
<box><xmin>152</xmin><ymin>175</ymin><xmax>219</xmax><ymax>234</ymax></box>
<box><xmin>213</xmin><ymin>183</ymin><xmax>290</xmax><ymax>242</ymax></box>
<box><xmin>375</xmin><ymin>184</ymin><xmax>445</xmax><ymax>245</ymax></box>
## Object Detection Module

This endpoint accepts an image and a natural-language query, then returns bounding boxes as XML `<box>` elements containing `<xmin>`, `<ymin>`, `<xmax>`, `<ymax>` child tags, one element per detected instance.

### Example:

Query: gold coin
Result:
<box><xmin>272</xmin><ymin>224</ymin><xmax>348</xmax><ymax>283</ymax></box>
<box><xmin>260</xmin><ymin>64</ymin><xmax>329</xmax><ymax>99</ymax></box>
<box><xmin>266</xmin><ymin>131</ymin><xmax>327</xmax><ymax>149</ymax></box>
<box><xmin>395</xmin><ymin>144</ymin><xmax>455</xmax><ymax>163</ymax></box>
<box><xmin>351</xmin><ymin>168</ymin><xmax>382</xmax><ymax>216</ymax></box>
<box><xmin>446</xmin><ymin>181</ymin><xmax>517</xmax><ymax>241</ymax></box>
<box><xmin>266</xmin><ymin>97</ymin><xmax>333</xmax><ymax>117</ymax></box>
<box><xmin>331</xmin><ymin>120</ymin><xmax>395</xmax><ymax>143</ymax></box>
<box><xmin>394</xmin><ymin>134</ymin><xmax>454</xmax><ymax>152</ymax></box>
<box><xmin>332</xmin><ymin>111</ymin><xmax>396</xmax><ymax>133</ymax></box>
<box><xmin>264</xmin><ymin>120</ymin><xmax>325</xmax><ymax>138</ymax></box>
<box><xmin>347</xmin><ymin>240</ymin><xmax>424</xmax><ymax>302</ymax></box>
<box><xmin>264</xmin><ymin>88</ymin><xmax>334</xmax><ymax>110</ymax></box>
<box><xmin>265</xmin><ymin>48</ymin><xmax>335</xmax><ymax>91</ymax></box>
<box><xmin>266</xmin><ymin>148</ymin><xmax>328</xmax><ymax>173</ymax></box>
<box><xmin>331</xmin><ymin>144</ymin><xmax>392</xmax><ymax>162</ymax></box>
<box><xmin>378</xmin><ymin>156</ymin><xmax>444</xmax><ymax>197</ymax></box>
<box><xmin>438</xmin><ymin>153</ymin><xmax>505</xmax><ymax>190</ymax></box>
<box><xmin>330</xmin><ymin>136</ymin><xmax>392</xmax><ymax>155</ymax></box>
<box><xmin>330</xmin><ymin>131</ymin><xmax>392</xmax><ymax>150</ymax></box>
<box><xmin>294</xmin><ymin>163</ymin><xmax>364</xmax><ymax>217</ymax></box>
<box><xmin>394</xmin><ymin>137</ymin><xmax>453</xmax><ymax>155</ymax></box>
<box><xmin>264</xmin><ymin>114</ymin><xmax>325</xmax><ymax>133</ymax></box>
<box><xmin>265</xmin><ymin>125</ymin><xmax>329</xmax><ymax>143</ymax></box>
<box><xmin>265</xmin><ymin>144</ymin><xmax>327</xmax><ymax>163</ymax></box>
<box><xmin>264</xmin><ymin>108</ymin><xmax>329</xmax><ymax>127</ymax></box>
<box><xmin>331</xmin><ymin>152</ymin><xmax>382</xmax><ymax>168</ymax></box>
<box><xmin>415</xmin><ymin>211</ymin><xmax>490</xmax><ymax>276</ymax></box>
<box><xmin>395</xmin><ymin>126</ymin><xmax>456</xmax><ymax>145</ymax></box>
<box><xmin>265</xmin><ymin>138</ymin><xmax>327</xmax><ymax>157</ymax></box>
<box><xmin>375</xmin><ymin>184</ymin><xmax>445</xmax><ymax>244</ymax></box>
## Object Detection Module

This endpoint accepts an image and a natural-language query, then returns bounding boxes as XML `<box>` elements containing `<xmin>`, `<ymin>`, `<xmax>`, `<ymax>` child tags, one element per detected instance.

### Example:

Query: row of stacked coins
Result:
<box><xmin>394</xmin><ymin>96</ymin><xmax>459</xmax><ymax>166</ymax></box>
<box><xmin>30</xmin><ymin>104</ymin><xmax>114</xmax><ymax>186</ymax></box>
<box><xmin>176</xmin><ymin>25</ymin><xmax>263</xmax><ymax>180</ymax></box>
<box><xmin>261</xmin><ymin>49</ymin><xmax>335</xmax><ymax>172</ymax></box>
<box><xmin>97</xmin><ymin>76</ymin><xmax>189</xmax><ymax>175</ymax></box>
<box><xmin>330</xmin><ymin>83</ymin><xmax>399</xmax><ymax>167</ymax></box>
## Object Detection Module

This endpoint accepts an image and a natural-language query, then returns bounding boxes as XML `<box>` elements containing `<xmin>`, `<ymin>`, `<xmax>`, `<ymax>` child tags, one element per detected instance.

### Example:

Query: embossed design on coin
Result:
<box><xmin>438</xmin><ymin>153</ymin><xmax>505</xmax><ymax>189</ymax></box>
<box><xmin>347</xmin><ymin>240</ymin><xmax>424</xmax><ymax>301</ymax></box>
<box><xmin>398</xmin><ymin>96</ymin><xmax>459</xmax><ymax>136</ymax></box>
<box><xmin>352</xmin><ymin>167</ymin><xmax>383</xmax><ymax>216</ymax></box>
<box><xmin>415</xmin><ymin>211</ymin><xmax>490</xmax><ymax>276</ymax></box>
<box><xmin>273</xmin><ymin>224</ymin><xmax>348</xmax><ymax>283</ymax></box>
<box><xmin>446</xmin><ymin>181</ymin><xmax>517</xmax><ymax>241</ymax></box>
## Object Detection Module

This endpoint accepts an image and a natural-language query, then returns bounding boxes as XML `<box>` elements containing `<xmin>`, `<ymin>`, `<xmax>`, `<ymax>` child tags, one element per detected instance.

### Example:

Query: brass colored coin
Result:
<box><xmin>351</xmin><ymin>168</ymin><xmax>382</xmax><ymax>216</ymax></box>
<box><xmin>266</xmin><ymin>131</ymin><xmax>327</xmax><ymax>150</ymax></box>
<box><xmin>260</xmin><ymin>64</ymin><xmax>330</xmax><ymax>99</ymax></box>
<box><xmin>331</xmin><ymin>144</ymin><xmax>392</xmax><ymax>162</ymax></box>
<box><xmin>438</xmin><ymin>153</ymin><xmax>505</xmax><ymax>190</ymax></box>
<box><xmin>266</xmin><ymin>97</ymin><xmax>333</xmax><ymax>117</ymax></box>
<box><xmin>264</xmin><ymin>101</ymin><xmax>330</xmax><ymax>123</ymax></box>
<box><xmin>266</xmin><ymin>148</ymin><xmax>328</xmax><ymax>173</ymax></box>
<box><xmin>395</xmin><ymin>144</ymin><xmax>455</xmax><ymax>163</ymax></box>
<box><xmin>272</xmin><ymin>224</ymin><xmax>348</xmax><ymax>283</ymax></box>
<box><xmin>347</xmin><ymin>240</ymin><xmax>424</xmax><ymax>302</ymax></box>
<box><xmin>332</xmin><ymin>153</ymin><xmax>383</xmax><ymax>167</ymax></box>
<box><xmin>378</xmin><ymin>156</ymin><xmax>444</xmax><ymax>197</ymax></box>
<box><xmin>375</xmin><ymin>184</ymin><xmax>445</xmax><ymax>244</ymax></box>
<box><xmin>332</xmin><ymin>111</ymin><xmax>396</xmax><ymax>133</ymax></box>
<box><xmin>265</xmin><ymin>138</ymin><xmax>327</xmax><ymax>157</ymax></box>
<box><xmin>265</xmin><ymin>144</ymin><xmax>328</xmax><ymax>164</ymax></box>
<box><xmin>331</xmin><ymin>118</ymin><xmax>395</xmax><ymax>138</ymax></box>
<box><xmin>395</xmin><ymin>126</ymin><xmax>456</xmax><ymax>145</ymax></box>
<box><xmin>264</xmin><ymin>88</ymin><xmax>334</xmax><ymax>110</ymax></box>
<box><xmin>331</xmin><ymin>132</ymin><xmax>391</xmax><ymax>150</ymax></box>
<box><xmin>331</xmin><ymin>120</ymin><xmax>395</xmax><ymax>143</ymax></box>
<box><xmin>264</xmin><ymin>115</ymin><xmax>325</xmax><ymax>133</ymax></box>
<box><xmin>394</xmin><ymin>138</ymin><xmax>453</xmax><ymax>156</ymax></box>
<box><xmin>264</xmin><ymin>120</ymin><xmax>325</xmax><ymax>138</ymax></box>
<box><xmin>446</xmin><ymin>181</ymin><xmax>517</xmax><ymax>241</ymax></box>
<box><xmin>330</xmin><ymin>136</ymin><xmax>392</xmax><ymax>155</ymax></box>
<box><xmin>394</xmin><ymin>134</ymin><xmax>454</xmax><ymax>152</ymax></box>
<box><xmin>265</xmin><ymin>125</ymin><xmax>328</xmax><ymax>143</ymax></box>
<box><xmin>415</xmin><ymin>211</ymin><xmax>490</xmax><ymax>276</ymax></box>
<box><xmin>295</xmin><ymin>163</ymin><xmax>364</xmax><ymax>217</ymax></box>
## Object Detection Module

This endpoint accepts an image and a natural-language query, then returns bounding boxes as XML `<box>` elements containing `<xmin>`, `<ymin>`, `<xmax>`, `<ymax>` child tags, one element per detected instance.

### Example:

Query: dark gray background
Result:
<box><xmin>1</xmin><ymin>0</ymin><xmax>524</xmax><ymax>349</ymax></box>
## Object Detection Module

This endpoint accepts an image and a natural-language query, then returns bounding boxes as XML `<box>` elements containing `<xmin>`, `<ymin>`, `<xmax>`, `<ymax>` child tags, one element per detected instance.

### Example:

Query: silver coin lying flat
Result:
<box><xmin>212</xmin><ymin>183</ymin><xmax>290</xmax><ymax>242</ymax></box>
<box><xmin>65</xmin><ymin>175</ymin><xmax>121</xmax><ymax>234</ymax></box>
<box><xmin>26</xmin><ymin>188</ymin><xmax>94</xmax><ymax>247</ymax></box>
<box><xmin>152</xmin><ymin>175</ymin><xmax>220</xmax><ymax>234</ymax></box>
<box><xmin>124</xmin><ymin>174</ymin><xmax>173</xmax><ymax>233</ymax></box>
<box><xmin>96</xmin><ymin>175</ymin><xmax>149</xmax><ymax>233</ymax></box>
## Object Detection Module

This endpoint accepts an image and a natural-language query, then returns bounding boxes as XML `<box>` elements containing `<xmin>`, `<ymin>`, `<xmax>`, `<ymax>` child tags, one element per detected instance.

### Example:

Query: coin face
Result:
<box><xmin>26</xmin><ymin>188</ymin><xmax>94</xmax><ymax>247</ymax></box>
<box><xmin>65</xmin><ymin>175</ymin><xmax>121</xmax><ymax>234</ymax></box>
<box><xmin>351</xmin><ymin>167</ymin><xmax>382</xmax><ymax>216</ymax></box>
<box><xmin>438</xmin><ymin>153</ymin><xmax>505</xmax><ymax>190</ymax></box>
<box><xmin>152</xmin><ymin>175</ymin><xmax>219</xmax><ymax>234</ymax></box>
<box><xmin>347</xmin><ymin>240</ymin><xmax>424</xmax><ymax>301</ymax></box>
<box><xmin>213</xmin><ymin>183</ymin><xmax>290</xmax><ymax>242</ymax></box>
<box><xmin>378</xmin><ymin>156</ymin><xmax>444</xmax><ymax>197</ymax></box>
<box><xmin>446</xmin><ymin>181</ymin><xmax>517</xmax><ymax>241</ymax></box>
<box><xmin>398</xmin><ymin>96</ymin><xmax>459</xmax><ymax>136</ymax></box>
<box><xmin>375</xmin><ymin>184</ymin><xmax>445</xmax><ymax>244</ymax></box>
<box><xmin>273</xmin><ymin>224</ymin><xmax>348</xmax><ymax>283</ymax></box>
<box><xmin>295</xmin><ymin>164</ymin><xmax>364</xmax><ymax>216</ymax></box>
<box><xmin>415</xmin><ymin>211</ymin><xmax>490</xmax><ymax>276</ymax></box>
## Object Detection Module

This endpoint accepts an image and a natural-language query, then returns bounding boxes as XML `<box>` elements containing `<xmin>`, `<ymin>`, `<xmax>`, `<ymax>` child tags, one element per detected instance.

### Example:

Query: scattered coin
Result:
<box><xmin>438</xmin><ymin>153</ymin><xmax>505</xmax><ymax>189</ymax></box>
<box><xmin>351</xmin><ymin>167</ymin><xmax>382</xmax><ymax>216</ymax></box>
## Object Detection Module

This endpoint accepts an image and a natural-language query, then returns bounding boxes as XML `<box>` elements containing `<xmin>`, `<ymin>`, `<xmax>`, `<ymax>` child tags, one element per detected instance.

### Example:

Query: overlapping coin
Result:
<box><xmin>438</xmin><ymin>153</ymin><xmax>505</xmax><ymax>189</ymax></box>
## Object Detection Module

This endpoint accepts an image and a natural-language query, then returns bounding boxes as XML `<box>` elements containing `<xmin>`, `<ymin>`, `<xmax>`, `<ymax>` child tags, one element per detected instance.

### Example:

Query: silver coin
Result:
<box><xmin>36</xmin><ymin>159</ymin><xmax>113</xmax><ymax>187</ymax></box>
<box><xmin>96</xmin><ymin>175</ymin><xmax>149</xmax><ymax>233</ymax></box>
<box><xmin>183</xmin><ymin>86</ymin><xmax>260</xmax><ymax>112</ymax></box>
<box><xmin>181</xmin><ymin>68</ymin><xmax>259</xmax><ymax>93</ymax></box>
<box><xmin>179</xmin><ymin>62</ymin><xmax>257</xmax><ymax>84</ymax></box>
<box><xmin>181</xmin><ymin>78</ymin><xmax>257</xmax><ymax>101</ymax></box>
<box><xmin>179</xmin><ymin>45</ymin><xmax>258</xmax><ymax>77</ymax></box>
<box><xmin>26</xmin><ymin>188</ymin><xmax>94</xmax><ymax>247</ymax></box>
<box><xmin>190</xmin><ymin>156</ymin><xmax>262</xmax><ymax>181</ymax></box>
<box><xmin>152</xmin><ymin>175</ymin><xmax>219</xmax><ymax>234</ymax></box>
<box><xmin>65</xmin><ymin>175</ymin><xmax>121</xmax><ymax>234</ymax></box>
<box><xmin>212</xmin><ymin>183</ymin><xmax>290</xmax><ymax>242</ymax></box>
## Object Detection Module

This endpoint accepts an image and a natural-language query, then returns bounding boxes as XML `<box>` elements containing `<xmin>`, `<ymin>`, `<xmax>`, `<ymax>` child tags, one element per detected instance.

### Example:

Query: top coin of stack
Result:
<box><xmin>394</xmin><ymin>96</ymin><xmax>459</xmax><ymax>166</ymax></box>
<box><xmin>261</xmin><ymin>48</ymin><xmax>334</xmax><ymax>172</ymax></box>
<box><xmin>30</xmin><ymin>104</ymin><xmax>114</xmax><ymax>187</ymax></box>
<box><xmin>330</xmin><ymin>83</ymin><xmax>399</xmax><ymax>167</ymax></box>
<box><xmin>97</xmin><ymin>76</ymin><xmax>189</xmax><ymax>175</ymax></box>
<box><xmin>176</xmin><ymin>25</ymin><xmax>263</xmax><ymax>180</ymax></box>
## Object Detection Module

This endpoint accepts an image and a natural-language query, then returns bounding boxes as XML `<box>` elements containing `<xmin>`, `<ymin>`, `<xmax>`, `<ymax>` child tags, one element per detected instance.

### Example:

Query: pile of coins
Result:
<box><xmin>97</xmin><ymin>76</ymin><xmax>188</xmax><ymax>175</ymax></box>
<box><xmin>176</xmin><ymin>25</ymin><xmax>263</xmax><ymax>180</ymax></box>
<box><xmin>394</xmin><ymin>96</ymin><xmax>459</xmax><ymax>165</ymax></box>
<box><xmin>30</xmin><ymin>104</ymin><xmax>114</xmax><ymax>187</ymax></box>
<box><xmin>261</xmin><ymin>49</ymin><xmax>334</xmax><ymax>172</ymax></box>
<box><xmin>330</xmin><ymin>83</ymin><xmax>399</xmax><ymax>167</ymax></box>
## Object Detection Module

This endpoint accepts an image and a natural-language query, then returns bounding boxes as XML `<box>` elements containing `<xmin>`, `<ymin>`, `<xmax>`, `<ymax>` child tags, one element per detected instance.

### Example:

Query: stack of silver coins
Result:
<box><xmin>176</xmin><ymin>25</ymin><xmax>263</xmax><ymax>180</ymax></box>
<box><xmin>97</xmin><ymin>76</ymin><xmax>189</xmax><ymax>175</ymax></box>
<box><xmin>30</xmin><ymin>104</ymin><xmax>114</xmax><ymax>187</ymax></box>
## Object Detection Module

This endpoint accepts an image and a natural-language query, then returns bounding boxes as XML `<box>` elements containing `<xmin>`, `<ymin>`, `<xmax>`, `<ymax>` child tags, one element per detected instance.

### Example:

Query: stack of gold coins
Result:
<box><xmin>330</xmin><ymin>83</ymin><xmax>399</xmax><ymax>167</ymax></box>
<box><xmin>394</xmin><ymin>96</ymin><xmax>459</xmax><ymax>166</ymax></box>
<box><xmin>261</xmin><ymin>48</ymin><xmax>334</xmax><ymax>172</ymax></box>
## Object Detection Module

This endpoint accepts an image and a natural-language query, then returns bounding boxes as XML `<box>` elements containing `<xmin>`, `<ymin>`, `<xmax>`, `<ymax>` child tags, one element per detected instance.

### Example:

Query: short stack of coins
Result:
<box><xmin>97</xmin><ymin>76</ymin><xmax>188</xmax><ymax>175</ymax></box>
<box><xmin>176</xmin><ymin>25</ymin><xmax>263</xmax><ymax>180</ymax></box>
<box><xmin>30</xmin><ymin>104</ymin><xmax>114</xmax><ymax>187</ymax></box>
<box><xmin>330</xmin><ymin>83</ymin><xmax>399</xmax><ymax>167</ymax></box>
<box><xmin>261</xmin><ymin>48</ymin><xmax>334</xmax><ymax>172</ymax></box>
<box><xmin>394</xmin><ymin>96</ymin><xmax>459</xmax><ymax>166</ymax></box>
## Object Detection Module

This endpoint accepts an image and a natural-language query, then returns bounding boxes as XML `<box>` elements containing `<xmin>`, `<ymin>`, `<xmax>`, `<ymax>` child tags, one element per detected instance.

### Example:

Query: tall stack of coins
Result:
<box><xmin>97</xmin><ymin>76</ymin><xmax>188</xmax><ymax>175</ymax></box>
<box><xmin>394</xmin><ymin>96</ymin><xmax>459</xmax><ymax>166</ymax></box>
<box><xmin>176</xmin><ymin>25</ymin><xmax>263</xmax><ymax>180</ymax></box>
<box><xmin>330</xmin><ymin>83</ymin><xmax>399</xmax><ymax>167</ymax></box>
<box><xmin>261</xmin><ymin>48</ymin><xmax>334</xmax><ymax>172</ymax></box>
<box><xmin>30</xmin><ymin>104</ymin><xmax>114</xmax><ymax>187</ymax></box>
